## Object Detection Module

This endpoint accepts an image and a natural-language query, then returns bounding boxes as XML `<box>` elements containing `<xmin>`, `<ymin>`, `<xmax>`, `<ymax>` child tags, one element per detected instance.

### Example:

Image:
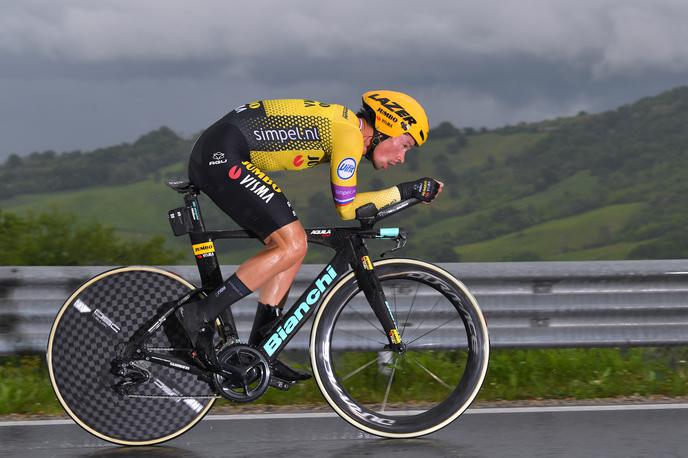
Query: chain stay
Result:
<box><xmin>124</xmin><ymin>393</ymin><xmax>220</xmax><ymax>399</ymax></box>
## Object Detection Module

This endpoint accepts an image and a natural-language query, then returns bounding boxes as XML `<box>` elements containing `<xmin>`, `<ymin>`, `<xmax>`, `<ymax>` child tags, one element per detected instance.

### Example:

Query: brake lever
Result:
<box><xmin>381</xmin><ymin>233</ymin><xmax>407</xmax><ymax>258</ymax></box>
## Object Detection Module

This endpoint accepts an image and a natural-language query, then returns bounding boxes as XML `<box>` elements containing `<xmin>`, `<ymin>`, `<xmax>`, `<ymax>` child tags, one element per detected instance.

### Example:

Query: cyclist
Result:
<box><xmin>177</xmin><ymin>90</ymin><xmax>443</xmax><ymax>382</ymax></box>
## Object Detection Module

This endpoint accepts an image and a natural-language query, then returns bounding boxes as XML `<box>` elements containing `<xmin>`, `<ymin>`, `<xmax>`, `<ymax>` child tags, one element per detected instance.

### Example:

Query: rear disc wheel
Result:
<box><xmin>47</xmin><ymin>266</ymin><xmax>216</xmax><ymax>445</ymax></box>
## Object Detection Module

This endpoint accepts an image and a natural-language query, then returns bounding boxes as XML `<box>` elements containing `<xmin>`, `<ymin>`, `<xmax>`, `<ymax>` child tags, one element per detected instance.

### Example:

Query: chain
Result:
<box><xmin>118</xmin><ymin>340</ymin><xmax>246</xmax><ymax>400</ymax></box>
<box><xmin>124</xmin><ymin>393</ymin><xmax>220</xmax><ymax>399</ymax></box>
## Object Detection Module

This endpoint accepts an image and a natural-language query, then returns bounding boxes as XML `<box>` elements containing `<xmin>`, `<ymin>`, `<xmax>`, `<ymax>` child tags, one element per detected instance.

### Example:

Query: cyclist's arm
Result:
<box><xmin>330</xmin><ymin>122</ymin><xmax>401</xmax><ymax>220</ymax></box>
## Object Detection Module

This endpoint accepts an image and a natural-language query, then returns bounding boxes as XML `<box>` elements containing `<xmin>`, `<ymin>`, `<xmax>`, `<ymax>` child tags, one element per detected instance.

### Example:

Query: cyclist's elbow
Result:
<box><xmin>335</xmin><ymin>204</ymin><xmax>355</xmax><ymax>221</ymax></box>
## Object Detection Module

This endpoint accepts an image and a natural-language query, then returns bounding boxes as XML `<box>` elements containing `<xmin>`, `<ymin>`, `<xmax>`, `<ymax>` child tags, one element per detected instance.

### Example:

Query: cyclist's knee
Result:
<box><xmin>281</xmin><ymin>229</ymin><xmax>307</xmax><ymax>265</ymax></box>
<box><xmin>290</xmin><ymin>232</ymin><xmax>308</xmax><ymax>262</ymax></box>
<box><xmin>265</xmin><ymin>222</ymin><xmax>307</xmax><ymax>266</ymax></box>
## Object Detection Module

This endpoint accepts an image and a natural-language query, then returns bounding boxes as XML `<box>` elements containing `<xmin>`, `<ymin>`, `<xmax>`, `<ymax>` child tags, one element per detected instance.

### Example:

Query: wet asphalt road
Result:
<box><xmin>2</xmin><ymin>404</ymin><xmax>688</xmax><ymax>458</ymax></box>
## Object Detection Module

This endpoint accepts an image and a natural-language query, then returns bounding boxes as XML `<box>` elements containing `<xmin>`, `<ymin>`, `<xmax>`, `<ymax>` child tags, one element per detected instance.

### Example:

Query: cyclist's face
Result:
<box><xmin>372</xmin><ymin>134</ymin><xmax>416</xmax><ymax>170</ymax></box>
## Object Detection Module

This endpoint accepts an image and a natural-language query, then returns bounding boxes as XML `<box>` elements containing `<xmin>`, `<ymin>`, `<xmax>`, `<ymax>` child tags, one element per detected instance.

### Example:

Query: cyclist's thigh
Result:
<box><xmin>188</xmin><ymin>123</ymin><xmax>297</xmax><ymax>241</ymax></box>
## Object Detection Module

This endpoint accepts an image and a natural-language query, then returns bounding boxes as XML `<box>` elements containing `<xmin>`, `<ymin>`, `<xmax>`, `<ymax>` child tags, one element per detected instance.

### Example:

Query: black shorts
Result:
<box><xmin>188</xmin><ymin>122</ymin><xmax>298</xmax><ymax>241</ymax></box>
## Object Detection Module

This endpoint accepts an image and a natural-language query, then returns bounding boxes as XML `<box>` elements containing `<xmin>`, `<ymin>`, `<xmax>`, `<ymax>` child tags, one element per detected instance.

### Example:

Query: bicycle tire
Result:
<box><xmin>310</xmin><ymin>258</ymin><xmax>489</xmax><ymax>438</ymax></box>
<box><xmin>47</xmin><ymin>266</ymin><xmax>215</xmax><ymax>445</ymax></box>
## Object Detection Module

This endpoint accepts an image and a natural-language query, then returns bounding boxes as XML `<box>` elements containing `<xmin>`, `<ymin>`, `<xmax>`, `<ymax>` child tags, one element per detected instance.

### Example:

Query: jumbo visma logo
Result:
<box><xmin>228</xmin><ymin>161</ymin><xmax>282</xmax><ymax>204</ymax></box>
<box><xmin>192</xmin><ymin>241</ymin><xmax>215</xmax><ymax>255</ymax></box>
<box><xmin>263</xmin><ymin>265</ymin><xmax>338</xmax><ymax>356</ymax></box>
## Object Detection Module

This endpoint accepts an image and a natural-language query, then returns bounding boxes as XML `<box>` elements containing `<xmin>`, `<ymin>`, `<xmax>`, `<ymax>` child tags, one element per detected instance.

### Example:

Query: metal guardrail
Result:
<box><xmin>1</xmin><ymin>261</ymin><xmax>687</xmax><ymax>354</ymax></box>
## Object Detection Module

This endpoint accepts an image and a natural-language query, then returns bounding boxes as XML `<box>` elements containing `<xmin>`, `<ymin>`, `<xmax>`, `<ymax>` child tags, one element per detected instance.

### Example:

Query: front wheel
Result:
<box><xmin>310</xmin><ymin>259</ymin><xmax>489</xmax><ymax>438</ymax></box>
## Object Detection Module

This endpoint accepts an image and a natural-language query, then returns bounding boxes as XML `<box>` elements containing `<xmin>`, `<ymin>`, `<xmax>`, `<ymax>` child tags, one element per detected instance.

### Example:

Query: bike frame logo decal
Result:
<box><xmin>192</xmin><ymin>241</ymin><xmax>215</xmax><ymax>255</ymax></box>
<box><xmin>388</xmin><ymin>329</ymin><xmax>401</xmax><ymax>344</ymax></box>
<box><xmin>361</xmin><ymin>255</ymin><xmax>373</xmax><ymax>270</ymax></box>
<box><xmin>263</xmin><ymin>265</ymin><xmax>338</xmax><ymax>356</ymax></box>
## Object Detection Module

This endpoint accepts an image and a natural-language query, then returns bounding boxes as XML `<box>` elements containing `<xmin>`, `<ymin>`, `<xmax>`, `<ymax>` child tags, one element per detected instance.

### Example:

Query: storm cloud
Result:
<box><xmin>1</xmin><ymin>0</ymin><xmax>687</xmax><ymax>157</ymax></box>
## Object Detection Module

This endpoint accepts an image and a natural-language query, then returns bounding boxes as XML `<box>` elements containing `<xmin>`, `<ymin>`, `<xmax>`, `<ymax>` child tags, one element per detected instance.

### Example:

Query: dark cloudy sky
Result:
<box><xmin>2</xmin><ymin>0</ymin><xmax>688</xmax><ymax>160</ymax></box>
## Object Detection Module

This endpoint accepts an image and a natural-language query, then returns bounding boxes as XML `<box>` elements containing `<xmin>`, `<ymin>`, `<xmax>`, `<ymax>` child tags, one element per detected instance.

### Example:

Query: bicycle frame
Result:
<box><xmin>201</xmin><ymin>224</ymin><xmax>406</xmax><ymax>362</ymax></box>
<box><xmin>175</xmin><ymin>186</ymin><xmax>413</xmax><ymax>361</ymax></box>
<box><xmin>121</xmin><ymin>188</ymin><xmax>418</xmax><ymax>381</ymax></box>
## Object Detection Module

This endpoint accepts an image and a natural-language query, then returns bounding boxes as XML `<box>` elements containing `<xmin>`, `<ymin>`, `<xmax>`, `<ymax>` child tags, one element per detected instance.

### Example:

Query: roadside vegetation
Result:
<box><xmin>3</xmin><ymin>348</ymin><xmax>688</xmax><ymax>415</ymax></box>
<box><xmin>0</xmin><ymin>209</ymin><xmax>181</xmax><ymax>265</ymax></box>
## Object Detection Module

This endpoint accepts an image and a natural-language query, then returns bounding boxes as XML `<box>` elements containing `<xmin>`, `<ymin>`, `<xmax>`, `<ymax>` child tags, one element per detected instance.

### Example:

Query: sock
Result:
<box><xmin>201</xmin><ymin>273</ymin><xmax>252</xmax><ymax>324</ymax></box>
<box><xmin>248</xmin><ymin>302</ymin><xmax>281</xmax><ymax>345</ymax></box>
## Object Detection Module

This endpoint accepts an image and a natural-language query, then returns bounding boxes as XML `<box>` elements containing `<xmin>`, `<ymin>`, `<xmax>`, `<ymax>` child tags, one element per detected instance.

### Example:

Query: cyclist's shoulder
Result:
<box><xmin>225</xmin><ymin>99</ymin><xmax>355</xmax><ymax>120</ymax></box>
<box><xmin>331</xmin><ymin>106</ymin><xmax>363</xmax><ymax>151</ymax></box>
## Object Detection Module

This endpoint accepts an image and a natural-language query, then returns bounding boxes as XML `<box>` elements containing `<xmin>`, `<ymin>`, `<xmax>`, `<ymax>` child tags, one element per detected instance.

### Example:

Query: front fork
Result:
<box><xmin>348</xmin><ymin>237</ymin><xmax>405</xmax><ymax>353</ymax></box>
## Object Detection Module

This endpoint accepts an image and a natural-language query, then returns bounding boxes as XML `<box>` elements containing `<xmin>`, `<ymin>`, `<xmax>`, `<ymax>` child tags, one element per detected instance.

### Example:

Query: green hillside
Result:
<box><xmin>2</xmin><ymin>87</ymin><xmax>687</xmax><ymax>264</ymax></box>
<box><xmin>456</xmin><ymin>203</ymin><xmax>644</xmax><ymax>261</ymax></box>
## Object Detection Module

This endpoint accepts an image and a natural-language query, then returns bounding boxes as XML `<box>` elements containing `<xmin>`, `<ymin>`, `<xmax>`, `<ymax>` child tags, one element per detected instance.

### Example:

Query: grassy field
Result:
<box><xmin>454</xmin><ymin>132</ymin><xmax>547</xmax><ymax>168</ymax></box>
<box><xmin>3</xmin><ymin>347</ymin><xmax>688</xmax><ymax>415</ymax></box>
<box><xmin>455</xmin><ymin>203</ymin><xmax>645</xmax><ymax>261</ymax></box>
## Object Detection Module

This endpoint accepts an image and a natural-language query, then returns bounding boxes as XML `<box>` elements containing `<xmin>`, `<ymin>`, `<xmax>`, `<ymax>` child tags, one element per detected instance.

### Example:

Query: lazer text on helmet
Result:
<box><xmin>368</xmin><ymin>93</ymin><xmax>417</xmax><ymax>125</ymax></box>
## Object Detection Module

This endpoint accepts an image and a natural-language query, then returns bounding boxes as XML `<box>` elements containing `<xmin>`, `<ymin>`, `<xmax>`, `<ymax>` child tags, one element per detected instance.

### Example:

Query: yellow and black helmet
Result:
<box><xmin>361</xmin><ymin>90</ymin><xmax>429</xmax><ymax>146</ymax></box>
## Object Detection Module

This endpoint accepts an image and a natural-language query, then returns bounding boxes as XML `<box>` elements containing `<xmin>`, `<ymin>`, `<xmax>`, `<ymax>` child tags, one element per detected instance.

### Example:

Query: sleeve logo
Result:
<box><xmin>336</xmin><ymin>157</ymin><xmax>357</xmax><ymax>180</ymax></box>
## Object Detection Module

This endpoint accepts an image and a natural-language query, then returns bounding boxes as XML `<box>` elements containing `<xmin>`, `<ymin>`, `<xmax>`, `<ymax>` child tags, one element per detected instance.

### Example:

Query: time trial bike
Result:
<box><xmin>47</xmin><ymin>180</ymin><xmax>489</xmax><ymax>445</ymax></box>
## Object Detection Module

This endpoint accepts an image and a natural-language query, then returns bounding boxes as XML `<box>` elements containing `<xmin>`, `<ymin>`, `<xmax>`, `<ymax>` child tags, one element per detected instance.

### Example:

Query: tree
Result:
<box><xmin>5</xmin><ymin>154</ymin><xmax>22</xmax><ymax>168</ymax></box>
<box><xmin>430</xmin><ymin>122</ymin><xmax>461</xmax><ymax>139</ymax></box>
<box><xmin>0</xmin><ymin>210</ymin><xmax>182</xmax><ymax>265</ymax></box>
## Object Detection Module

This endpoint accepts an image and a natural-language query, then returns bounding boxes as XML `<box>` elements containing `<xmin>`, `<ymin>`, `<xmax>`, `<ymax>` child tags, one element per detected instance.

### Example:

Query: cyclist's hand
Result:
<box><xmin>397</xmin><ymin>177</ymin><xmax>442</xmax><ymax>203</ymax></box>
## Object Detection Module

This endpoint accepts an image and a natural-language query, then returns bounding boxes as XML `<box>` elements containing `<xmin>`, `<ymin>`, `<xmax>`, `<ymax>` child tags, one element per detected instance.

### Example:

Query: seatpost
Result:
<box><xmin>184</xmin><ymin>192</ymin><xmax>239</xmax><ymax>340</ymax></box>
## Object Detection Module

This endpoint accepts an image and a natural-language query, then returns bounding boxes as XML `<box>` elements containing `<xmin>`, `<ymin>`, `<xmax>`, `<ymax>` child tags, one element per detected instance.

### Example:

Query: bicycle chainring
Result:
<box><xmin>212</xmin><ymin>344</ymin><xmax>271</xmax><ymax>402</ymax></box>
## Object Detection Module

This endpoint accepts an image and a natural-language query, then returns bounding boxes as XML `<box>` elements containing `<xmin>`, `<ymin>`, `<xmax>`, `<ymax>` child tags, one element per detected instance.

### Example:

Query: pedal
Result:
<box><xmin>269</xmin><ymin>376</ymin><xmax>296</xmax><ymax>391</ymax></box>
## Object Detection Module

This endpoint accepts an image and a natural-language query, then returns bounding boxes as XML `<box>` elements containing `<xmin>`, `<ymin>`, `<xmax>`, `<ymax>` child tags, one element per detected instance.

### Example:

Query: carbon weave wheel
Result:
<box><xmin>310</xmin><ymin>259</ymin><xmax>489</xmax><ymax>438</ymax></box>
<box><xmin>47</xmin><ymin>266</ymin><xmax>215</xmax><ymax>445</ymax></box>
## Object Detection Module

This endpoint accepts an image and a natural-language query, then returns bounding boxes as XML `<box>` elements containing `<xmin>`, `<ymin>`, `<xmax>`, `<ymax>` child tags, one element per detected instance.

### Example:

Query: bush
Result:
<box><xmin>0</xmin><ymin>210</ymin><xmax>182</xmax><ymax>265</ymax></box>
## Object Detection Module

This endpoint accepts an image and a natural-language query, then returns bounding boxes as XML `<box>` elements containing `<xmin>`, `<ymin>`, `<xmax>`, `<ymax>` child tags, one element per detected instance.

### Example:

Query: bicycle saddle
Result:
<box><xmin>166</xmin><ymin>180</ymin><xmax>200</xmax><ymax>194</ymax></box>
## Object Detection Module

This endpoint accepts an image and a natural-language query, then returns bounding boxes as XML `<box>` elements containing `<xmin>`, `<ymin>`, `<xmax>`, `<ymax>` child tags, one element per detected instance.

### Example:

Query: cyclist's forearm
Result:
<box><xmin>335</xmin><ymin>186</ymin><xmax>401</xmax><ymax>220</ymax></box>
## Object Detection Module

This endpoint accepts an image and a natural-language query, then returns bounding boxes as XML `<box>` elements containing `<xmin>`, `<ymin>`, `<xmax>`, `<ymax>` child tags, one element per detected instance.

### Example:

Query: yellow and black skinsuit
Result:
<box><xmin>188</xmin><ymin>99</ymin><xmax>401</xmax><ymax>240</ymax></box>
